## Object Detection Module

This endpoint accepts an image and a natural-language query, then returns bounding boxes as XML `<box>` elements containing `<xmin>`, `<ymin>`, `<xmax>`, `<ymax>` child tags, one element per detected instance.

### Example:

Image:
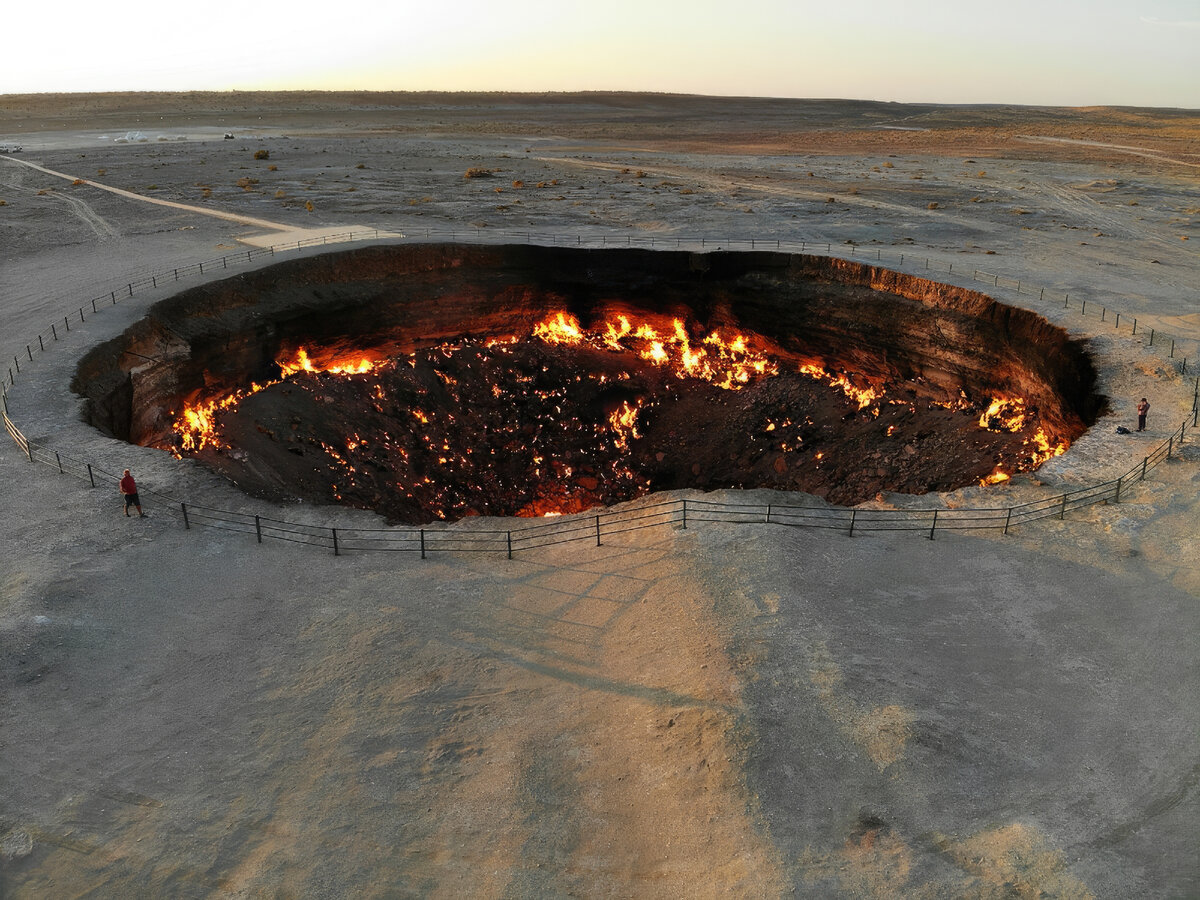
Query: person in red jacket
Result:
<box><xmin>119</xmin><ymin>469</ymin><xmax>144</xmax><ymax>517</ymax></box>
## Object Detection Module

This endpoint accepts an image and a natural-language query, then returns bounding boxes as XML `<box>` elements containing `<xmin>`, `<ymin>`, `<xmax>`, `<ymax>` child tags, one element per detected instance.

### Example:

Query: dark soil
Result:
<box><xmin>188</xmin><ymin>337</ymin><xmax>1038</xmax><ymax>523</ymax></box>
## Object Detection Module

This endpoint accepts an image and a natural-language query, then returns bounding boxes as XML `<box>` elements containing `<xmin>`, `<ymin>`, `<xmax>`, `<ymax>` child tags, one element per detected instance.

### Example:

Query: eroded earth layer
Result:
<box><xmin>72</xmin><ymin>243</ymin><xmax>1104</xmax><ymax>522</ymax></box>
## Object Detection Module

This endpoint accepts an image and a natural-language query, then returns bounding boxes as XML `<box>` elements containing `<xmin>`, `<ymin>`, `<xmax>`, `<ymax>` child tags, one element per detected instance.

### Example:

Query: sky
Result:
<box><xmin>4</xmin><ymin>0</ymin><xmax>1198</xmax><ymax>108</ymax></box>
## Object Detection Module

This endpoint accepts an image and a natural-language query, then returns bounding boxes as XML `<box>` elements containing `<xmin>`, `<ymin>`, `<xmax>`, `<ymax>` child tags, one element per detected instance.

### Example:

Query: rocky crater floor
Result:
<box><xmin>71</xmin><ymin>243</ymin><xmax>1103</xmax><ymax>521</ymax></box>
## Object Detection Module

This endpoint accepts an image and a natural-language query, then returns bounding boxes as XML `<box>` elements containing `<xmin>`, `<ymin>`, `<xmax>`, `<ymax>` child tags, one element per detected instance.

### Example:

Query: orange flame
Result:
<box><xmin>1027</xmin><ymin>428</ymin><xmax>1068</xmax><ymax>466</ymax></box>
<box><xmin>608</xmin><ymin>400</ymin><xmax>643</xmax><ymax>451</ymax></box>
<box><xmin>533</xmin><ymin>312</ymin><xmax>777</xmax><ymax>390</ymax></box>
<box><xmin>533</xmin><ymin>312</ymin><xmax>584</xmax><ymax>345</ymax></box>
<box><xmin>979</xmin><ymin>397</ymin><xmax>1027</xmax><ymax>432</ymax></box>
<box><xmin>798</xmin><ymin>363</ymin><xmax>878</xmax><ymax>411</ymax></box>
<box><xmin>277</xmin><ymin>347</ymin><xmax>379</xmax><ymax>377</ymax></box>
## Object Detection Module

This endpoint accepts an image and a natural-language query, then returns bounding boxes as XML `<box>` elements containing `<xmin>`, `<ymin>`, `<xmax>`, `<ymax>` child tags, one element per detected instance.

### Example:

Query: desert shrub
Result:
<box><xmin>268</xmin><ymin>164</ymin><xmax>277</xmax><ymax>172</ymax></box>
<box><xmin>305</xmin><ymin>200</ymin><xmax>314</xmax><ymax>211</ymax></box>
<box><xmin>0</xmin><ymin>199</ymin><xmax>7</xmax><ymax>206</ymax></box>
<box><xmin>254</xmin><ymin>149</ymin><xmax>270</xmax><ymax>160</ymax></box>
<box><xmin>512</xmin><ymin>180</ymin><xmax>524</xmax><ymax>188</ymax></box>
<box><xmin>97</xmin><ymin>168</ymin><xmax>107</xmax><ymax>176</ymax></box>
<box><xmin>356</xmin><ymin>163</ymin><xmax>366</xmax><ymax>169</ymax></box>
<box><xmin>927</xmin><ymin>201</ymin><xmax>938</xmax><ymax>209</ymax></box>
<box><xmin>464</xmin><ymin>167</ymin><xmax>492</xmax><ymax>179</ymax></box>
<box><xmin>275</xmin><ymin>190</ymin><xmax>286</xmax><ymax>198</ymax></box>
<box><xmin>236</xmin><ymin>177</ymin><xmax>259</xmax><ymax>191</ymax></box>
<box><xmin>201</xmin><ymin>187</ymin><xmax>213</xmax><ymax>199</ymax></box>
<box><xmin>882</xmin><ymin>161</ymin><xmax>894</xmax><ymax>168</ymax></box>
<box><xmin>635</xmin><ymin>171</ymin><xmax>647</xmax><ymax>179</ymax></box>
<box><xmin>72</xmin><ymin>179</ymin><xmax>85</xmax><ymax>186</ymax></box>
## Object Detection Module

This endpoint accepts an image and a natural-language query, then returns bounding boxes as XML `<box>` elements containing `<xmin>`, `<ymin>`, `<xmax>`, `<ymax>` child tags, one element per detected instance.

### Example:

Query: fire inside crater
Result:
<box><xmin>72</xmin><ymin>244</ymin><xmax>1104</xmax><ymax>523</ymax></box>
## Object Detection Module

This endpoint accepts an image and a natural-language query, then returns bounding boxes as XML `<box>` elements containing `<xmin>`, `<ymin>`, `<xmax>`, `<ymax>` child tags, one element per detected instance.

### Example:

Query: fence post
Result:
<box><xmin>1141</xmin><ymin>457</ymin><xmax>1148</xmax><ymax>481</ymax></box>
<box><xmin>595</xmin><ymin>515</ymin><xmax>602</xmax><ymax>546</ymax></box>
<box><xmin>87</xmin><ymin>463</ymin><xmax>95</xmax><ymax>488</ymax></box>
<box><xmin>25</xmin><ymin>439</ymin><xmax>32</xmax><ymax>462</ymax></box>
<box><xmin>38</xmin><ymin>335</ymin><xmax>43</xmax><ymax>352</ymax></box>
<box><xmin>1170</xmin><ymin>339</ymin><xmax>1174</xmax><ymax>358</ymax></box>
<box><xmin>55</xmin><ymin>452</ymin><xmax>63</xmax><ymax>474</ymax></box>
<box><xmin>181</xmin><ymin>502</ymin><xmax>190</xmax><ymax>529</ymax></box>
<box><xmin>928</xmin><ymin>509</ymin><xmax>937</xmax><ymax>540</ymax></box>
<box><xmin>1132</xmin><ymin>318</ymin><xmax>1137</xmax><ymax>335</ymax></box>
<box><xmin>681</xmin><ymin>499</ymin><xmax>687</xmax><ymax>529</ymax></box>
<box><xmin>26</xmin><ymin>345</ymin><xmax>32</xmax><ymax>360</ymax></box>
<box><xmin>765</xmin><ymin>503</ymin><xmax>771</xmax><ymax>524</ymax></box>
<box><xmin>255</xmin><ymin>515</ymin><xmax>262</xmax><ymax>543</ymax></box>
<box><xmin>1060</xmin><ymin>494</ymin><xmax>1068</xmax><ymax>520</ymax></box>
<box><xmin>1114</xmin><ymin>475</ymin><xmax>1121</xmax><ymax>503</ymax></box>
<box><xmin>51</xmin><ymin>324</ymin><xmax>57</xmax><ymax>341</ymax></box>
<box><xmin>1081</xmin><ymin>300</ymin><xmax>1086</xmax><ymax>316</ymax></box>
<box><xmin>1115</xmin><ymin>313</ymin><xmax>1120</xmax><ymax>329</ymax></box>
<box><xmin>1149</xmin><ymin>328</ymin><xmax>1154</xmax><ymax>346</ymax></box>
<box><xmin>420</xmin><ymin>529</ymin><xmax>426</xmax><ymax>559</ymax></box>
<box><xmin>848</xmin><ymin>509</ymin><xmax>856</xmax><ymax>537</ymax></box>
<box><xmin>507</xmin><ymin>531</ymin><xmax>513</xmax><ymax>559</ymax></box>
<box><xmin>1167</xmin><ymin>437</ymin><xmax>1173</xmax><ymax>459</ymax></box>
<box><xmin>332</xmin><ymin>528</ymin><xmax>339</xmax><ymax>556</ymax></box>
<box><xmin>1003</xmin><ymin>507</ymin><xmax>1012</xmax><ymax>535</ymax></box>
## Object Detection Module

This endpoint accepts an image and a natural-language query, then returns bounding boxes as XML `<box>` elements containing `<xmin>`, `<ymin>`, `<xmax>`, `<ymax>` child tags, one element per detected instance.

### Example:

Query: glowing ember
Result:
<box><xmin>798</xmin><ymin>363</ymin><xmax>878</xmax><ymax>411</ymax></box>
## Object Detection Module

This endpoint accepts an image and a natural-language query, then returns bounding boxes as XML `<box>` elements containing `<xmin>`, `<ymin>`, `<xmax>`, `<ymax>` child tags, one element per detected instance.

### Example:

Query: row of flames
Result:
<box><xmin>173</xmin><ymin>347</ymin><xmax>386</xmax><ymax>454</ymax></box>
<box><xmin>533</xmin><ymin>311</ymin><xmax>776</xmax><ymax>390</ymax></box>
<box><xmin>169</xmin><ymin>312</ymin><xmax>1068</xmax><ymax>490</ymax></box>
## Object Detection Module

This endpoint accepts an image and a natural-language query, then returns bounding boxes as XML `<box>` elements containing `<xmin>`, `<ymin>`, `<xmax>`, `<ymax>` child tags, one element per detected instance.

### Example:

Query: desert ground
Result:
<box><xmin>1</xmin><ymin>93</ymin><xmax>1198</xmax><ymax>898</ymax></box>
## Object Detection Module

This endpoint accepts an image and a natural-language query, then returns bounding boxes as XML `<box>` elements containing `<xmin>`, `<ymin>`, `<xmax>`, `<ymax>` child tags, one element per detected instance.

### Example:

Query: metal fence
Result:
<box><xmin>3</xmin><ymin>229</ymin><xmax>1199</xmax><ymax>556</ymax></box>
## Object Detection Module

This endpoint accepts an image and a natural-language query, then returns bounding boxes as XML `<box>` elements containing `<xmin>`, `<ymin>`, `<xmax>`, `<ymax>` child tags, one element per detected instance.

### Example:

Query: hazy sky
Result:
<box><xmin>5</xmin><ymin>0</ymin><xmax>1197</xmax><ymax>107</ymax></box>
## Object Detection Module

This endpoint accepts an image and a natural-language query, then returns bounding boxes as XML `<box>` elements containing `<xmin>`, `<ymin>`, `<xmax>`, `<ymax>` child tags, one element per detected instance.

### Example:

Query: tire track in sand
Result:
<box><xmin>1</xmin><ymin>155</ymin><xmax>296</xmax><ymax>232</ymax></box>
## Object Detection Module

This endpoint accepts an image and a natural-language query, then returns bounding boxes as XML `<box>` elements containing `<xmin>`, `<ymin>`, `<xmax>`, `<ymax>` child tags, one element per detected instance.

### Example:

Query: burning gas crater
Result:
<box><xmin>72</xmin><ymin>244</ymin><xmax>1101</xmax><ymax>524</ymax></box>
<box><xmin>168</xmin><ymin>310</ymin><xmax>1063</xmax><ymax>522</ymax></box>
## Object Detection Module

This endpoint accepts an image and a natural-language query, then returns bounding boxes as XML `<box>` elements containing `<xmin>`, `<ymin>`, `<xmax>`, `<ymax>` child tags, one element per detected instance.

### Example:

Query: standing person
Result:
<box><xmin>1137</xmin><ymin>397</ymin><xmax>1150</xmax><ymax>432</ymax></box>
<box><xmin>119</xmin><ymin>469</ymin><xmax>144</xmax><ymax>517</ymax></box>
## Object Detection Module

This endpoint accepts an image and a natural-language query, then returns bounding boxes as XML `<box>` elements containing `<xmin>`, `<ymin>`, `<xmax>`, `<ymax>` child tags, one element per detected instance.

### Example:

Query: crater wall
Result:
<box><xmin>73</xmin><ymin>243</ymin><xmax>1102</xmax><ymax>452</ymax></box>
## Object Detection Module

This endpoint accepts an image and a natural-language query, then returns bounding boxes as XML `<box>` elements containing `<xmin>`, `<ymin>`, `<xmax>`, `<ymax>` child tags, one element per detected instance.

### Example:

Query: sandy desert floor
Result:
<box><xmin>1</xmin><ymin>93</ymin><xmax>1199</xmax><ymax>898</ymax></box>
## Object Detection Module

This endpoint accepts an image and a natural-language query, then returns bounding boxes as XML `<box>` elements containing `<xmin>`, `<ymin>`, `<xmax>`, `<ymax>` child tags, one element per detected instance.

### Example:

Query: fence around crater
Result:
<box><xmin>3</xmin><ymin>229</ymin><xmax>1199</xmax><ymax>557</ymax></box>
